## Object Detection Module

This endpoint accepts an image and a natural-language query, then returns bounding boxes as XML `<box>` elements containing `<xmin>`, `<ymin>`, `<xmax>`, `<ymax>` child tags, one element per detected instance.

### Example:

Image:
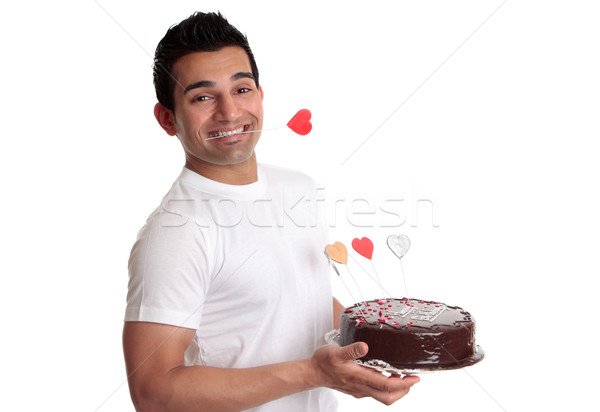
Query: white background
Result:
<box><xmin>1</xmin><ymin>0</ymin><xmax>599</xmax><ymax>411</ymax></box>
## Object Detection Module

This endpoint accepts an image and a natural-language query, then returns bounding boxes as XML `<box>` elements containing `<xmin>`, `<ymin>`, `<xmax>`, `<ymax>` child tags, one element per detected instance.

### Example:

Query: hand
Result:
<box><xmin>311</xmin><ymin>343</ymin><xmax>420</xmax><ymax>405</ymax></box>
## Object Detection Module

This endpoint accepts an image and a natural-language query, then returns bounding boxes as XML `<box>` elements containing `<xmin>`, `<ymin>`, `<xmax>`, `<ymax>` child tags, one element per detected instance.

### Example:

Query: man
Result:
<box><xmin>123</xmin><ymin>11</ymin><xmax>419</xmax><ymax>411</ymax></box>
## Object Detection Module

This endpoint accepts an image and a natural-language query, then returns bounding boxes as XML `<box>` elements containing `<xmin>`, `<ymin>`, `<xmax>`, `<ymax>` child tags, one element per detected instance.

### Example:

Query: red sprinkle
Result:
<box><xmin>407</xmin><ymin>321</ymin><xmax>413</xmax><ymax>325</ymax></box>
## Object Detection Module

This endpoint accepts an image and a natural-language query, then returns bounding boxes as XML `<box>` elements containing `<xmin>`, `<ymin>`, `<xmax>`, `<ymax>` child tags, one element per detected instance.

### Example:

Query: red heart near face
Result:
<box><xmin>352</xmin><ymin>237</ymin><xmax>374</xmax><ymax>260</ymax></box>
<box><xmin>287</xmin><ymin>109</ymin><xmax>312</xmax><ymax>135</ymax></box>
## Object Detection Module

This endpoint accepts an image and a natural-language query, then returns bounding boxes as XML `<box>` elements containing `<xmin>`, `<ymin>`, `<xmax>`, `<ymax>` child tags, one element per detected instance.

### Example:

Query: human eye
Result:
<box><xmin>191</xmin><ymin>94</ymin><xmax>211</xmax><ymax>103</ymax></box>
<box><xmin>235</xmin><ymin>87</ymin><xmax>251</xmax><ymax>94</ymax></box>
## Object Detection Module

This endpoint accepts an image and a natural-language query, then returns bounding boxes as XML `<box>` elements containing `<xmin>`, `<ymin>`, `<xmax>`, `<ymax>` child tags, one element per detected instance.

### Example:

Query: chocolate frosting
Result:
<box><xmin>339</xmin><ymin>298</ymin><xmax>479</xmax><ymax>370</ymax></box>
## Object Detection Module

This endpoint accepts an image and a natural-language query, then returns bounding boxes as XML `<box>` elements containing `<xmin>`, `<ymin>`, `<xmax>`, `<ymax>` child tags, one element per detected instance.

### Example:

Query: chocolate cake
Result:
<box><xmin>339</xmin><ymin>298</ymin><xmax>483</xmax><ymax>370</ymax></box>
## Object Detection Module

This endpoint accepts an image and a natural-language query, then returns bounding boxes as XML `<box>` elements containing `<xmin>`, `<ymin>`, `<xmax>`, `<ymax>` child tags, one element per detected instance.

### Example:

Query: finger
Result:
<box><xmin>371</xmin><ymin>387</ymin><xmax>413</xmax><ymax>406</ymax></box>
<box><xmin>354</xmin><ymin>377</ymin><xmax>419</xmax><ymax>406</ymax></box>
<box><xmin>337</xmin><ymin>380</ymin><xmax>412</xmax><ymax>406</ymax></box>
<box><xmin>400</xmin><ymin>375</ymin><xmax>420</xmax><ymax>385</ymax></box>
<box><xmin>338</xmin><ymin>342</ymin><xmax>368</xmax><ymax>361</ymax></box>
<box><xmin>352</xmin><ymin>368</ymin><xmax>420</xmax><ymax>395</ymax></box>
<box><xmin>374</xmin><ymin>372</ymin><xmax>420</xmax><ymax>391</ymax></box>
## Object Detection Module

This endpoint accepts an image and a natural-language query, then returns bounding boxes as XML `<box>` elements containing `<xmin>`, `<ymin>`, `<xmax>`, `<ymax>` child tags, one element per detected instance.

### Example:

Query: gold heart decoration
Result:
<box><xmin>325</xmin><ymin>241</ymin><xmax>348</xmax><ymax>265</ymax></box>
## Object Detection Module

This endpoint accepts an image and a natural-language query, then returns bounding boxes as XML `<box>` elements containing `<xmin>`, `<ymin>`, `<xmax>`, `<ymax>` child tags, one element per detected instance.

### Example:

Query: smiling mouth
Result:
<box><xmin>207</xmin><ymin>125</ymin><xmax>249</xmax><ymax>140</ymax></box>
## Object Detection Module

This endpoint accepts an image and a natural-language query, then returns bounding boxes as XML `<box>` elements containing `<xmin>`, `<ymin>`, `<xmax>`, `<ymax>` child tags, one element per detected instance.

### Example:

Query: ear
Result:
<box><xmin>259</xmin><ymin>85</ymin><xmax>264</xmax><ymax>100</ymax></box>
<box><xmin>154</xmin><ymin>103</ymin><xmax>177</xmax><ymax>136</ymax></box>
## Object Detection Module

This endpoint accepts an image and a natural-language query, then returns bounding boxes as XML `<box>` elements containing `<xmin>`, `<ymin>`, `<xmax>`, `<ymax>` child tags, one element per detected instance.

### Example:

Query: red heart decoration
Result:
<box><xmin>352</xmin><ymin>237</ymin><xmax>374</xmax><ymax>260</ymax></box>
<box><xmin>287</xmin><ymin>109</ymin><xmax>312</xmax><ymax>135</ymax></box>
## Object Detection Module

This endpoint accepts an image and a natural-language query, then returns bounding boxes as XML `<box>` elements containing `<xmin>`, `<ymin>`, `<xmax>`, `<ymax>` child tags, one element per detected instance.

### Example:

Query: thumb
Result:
<box><xmin>340</xmin><ymin>342</ymin><xmax>368</xmax><ymax>361</ymax></box>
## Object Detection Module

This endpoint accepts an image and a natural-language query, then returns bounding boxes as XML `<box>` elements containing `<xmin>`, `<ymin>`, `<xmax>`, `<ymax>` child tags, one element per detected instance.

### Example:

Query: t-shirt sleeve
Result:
<box><xmin>125</xmin><ymin>211</ymin><xmax>212</xmax><ymax>329</ymax></box>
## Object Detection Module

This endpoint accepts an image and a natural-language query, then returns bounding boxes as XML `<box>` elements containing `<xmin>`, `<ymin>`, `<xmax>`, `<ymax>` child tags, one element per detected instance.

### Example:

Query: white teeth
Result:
<box><xmin>210</xmin><ymin>126</ymin><xmax>245</xmax><ymax>138</ymax></box>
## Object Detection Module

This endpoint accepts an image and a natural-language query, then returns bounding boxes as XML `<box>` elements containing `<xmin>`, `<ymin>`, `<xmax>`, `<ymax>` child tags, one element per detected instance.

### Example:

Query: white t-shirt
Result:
<box><xmin>126</xmin><ymin>164</ymin><xmax>338</xmax><ymax>411</ymax></box>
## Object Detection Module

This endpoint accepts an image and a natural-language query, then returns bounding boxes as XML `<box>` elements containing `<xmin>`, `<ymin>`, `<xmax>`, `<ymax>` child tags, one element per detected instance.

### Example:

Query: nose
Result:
<box><xmin>213</xmin><ymin>94</ymin><xmax>239</xmax><ymax>122</ymax></box>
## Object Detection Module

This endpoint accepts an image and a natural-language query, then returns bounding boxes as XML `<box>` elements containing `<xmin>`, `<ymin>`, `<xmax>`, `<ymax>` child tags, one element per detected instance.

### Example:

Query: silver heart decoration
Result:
<box><xmin>387</xmin><ymin>234</ymin><xmax>411</xmax><ymax>259</ymax></box>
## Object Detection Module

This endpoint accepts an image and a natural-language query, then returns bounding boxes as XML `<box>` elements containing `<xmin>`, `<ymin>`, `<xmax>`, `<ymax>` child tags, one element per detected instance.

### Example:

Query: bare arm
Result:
<box><xmin>123</xmin><ymin>321</ymin><xmax>419</xmax><ymax>412</ymax></box>
<box><xmin>123</xmin><ymin>321</ymin><xmax>315</xmax><ymax>412</ymax></box>
<box><xmin>333</xmin><ymin>297</ymin><xmax>345</xmax><ymax>329</ymax></box>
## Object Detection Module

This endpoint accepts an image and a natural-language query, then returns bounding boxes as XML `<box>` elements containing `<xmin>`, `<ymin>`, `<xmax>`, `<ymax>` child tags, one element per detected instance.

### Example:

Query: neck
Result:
<box><xmin>184</xmin><ymin>156</ymin><xmax>258</xmax><ymax>185</ymax></box>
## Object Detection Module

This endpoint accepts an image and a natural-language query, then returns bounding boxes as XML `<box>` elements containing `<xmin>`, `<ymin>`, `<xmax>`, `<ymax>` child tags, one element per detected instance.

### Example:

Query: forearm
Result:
<box><xmin>135</xmin><ymin>358</ymin><xmax>320</xmax><ymax>412</ymax></box>
<box><xmin>333</xmin><ymin>297</ymin><xmax>345</xmax><ymax>329</ymax></box>
<box><xmin>124</xmin><ymin>320</ymin><xmax>419</xmax><ymax>412</ymax></box>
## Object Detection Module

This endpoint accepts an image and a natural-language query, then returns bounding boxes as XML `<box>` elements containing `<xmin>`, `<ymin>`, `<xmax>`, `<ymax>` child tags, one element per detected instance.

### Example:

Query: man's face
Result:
<box><xmin>169</xmin><ymin>46</ymin><xmax>264</xmax><ymax>169</ymax></box>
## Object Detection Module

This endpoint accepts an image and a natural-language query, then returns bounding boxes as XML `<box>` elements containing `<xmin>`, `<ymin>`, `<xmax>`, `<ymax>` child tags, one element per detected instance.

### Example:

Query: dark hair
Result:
<box><xmin>153</xmin><ymin>11</ymin><xmax>259</xmax><ymax>111</ymax></box>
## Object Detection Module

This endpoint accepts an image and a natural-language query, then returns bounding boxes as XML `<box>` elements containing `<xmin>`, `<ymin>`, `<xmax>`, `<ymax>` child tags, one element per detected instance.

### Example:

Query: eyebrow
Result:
<box><xmin>183</xmin><ymin>72</ymin><xmax>255</xmax><ymax>95</ymax></box>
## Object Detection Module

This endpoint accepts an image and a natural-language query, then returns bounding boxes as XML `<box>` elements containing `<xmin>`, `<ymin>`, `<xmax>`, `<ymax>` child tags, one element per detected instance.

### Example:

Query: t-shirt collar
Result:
<box><xmin>178</xmin><ymin>166</ymin><xmax>267</xmax><ymax>200</ymax></box>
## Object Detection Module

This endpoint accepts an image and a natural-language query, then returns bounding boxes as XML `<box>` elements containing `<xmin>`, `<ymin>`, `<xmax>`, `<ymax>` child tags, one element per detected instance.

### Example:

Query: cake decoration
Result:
<box><xmin>387</xmin><ymin>233</ymin><xmax>411</xmax><ymax>297</ymax></box>
<box><xmin>350</xmin><ymin>237</ymin><xmax>390</xmax><ymax>298</ymax></box>
<box><xmin>325</xmin><ymin>241</ymin><xmax>348</xmax><ymax>265</ymax></box>
<box><xmin>205</xmin><ymin>109</ymin><xmax>312</xmax><ymax>140</ymax></box>
<box><xmin>326</xmin><ymin>234</ymin><xmax>484</xmax><ymax>373</ymax></box>
<box><xmin>339</xmin><ymin>298</ymin><xmax>483</xmax><ymax>371</ymax></box>
<box><xmin>351</xmin><ymin>237</ymin><xmax>374</xmax><ymax>260</ymax></box>
<box><xmin>387</xmin><ymin>234</ymin><xmax>411</xmax><ymax>259</ymax></box>
<box><xmin>324</xmin><ymin>242</ymin><xmax>367</xmax><ymax>310</ymax></box>
<box><xmin>286</xmin><ymin>109</ymin><xmax>312</xmax><ymax>135</ymax></box>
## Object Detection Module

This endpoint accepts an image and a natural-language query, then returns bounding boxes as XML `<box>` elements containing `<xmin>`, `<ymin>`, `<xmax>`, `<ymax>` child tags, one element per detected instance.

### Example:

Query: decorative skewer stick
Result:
<box><xmin>351</xmin><ymin>237</ymin><xmax>390</xmax><ymax>299</ymax></box>
<box><xmin>205</xmin><ymin>109</ymin><xmax>312</xmax><ymax>140</ymax></box>
<box><xmin>387</xmin><ymin>234</ymin><xmax>411</xmax><ymax>298</ymax></box>
<box><xmin>325</xmin><ymin>242</ymin><xmax>368</xmax><ymax>313</ymax></box>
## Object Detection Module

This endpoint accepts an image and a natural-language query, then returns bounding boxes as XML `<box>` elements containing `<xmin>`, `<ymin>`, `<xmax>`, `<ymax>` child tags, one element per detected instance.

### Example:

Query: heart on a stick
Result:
<box><xmin>325</xmin><ymin>241</ymin><xmax>348</xmax><ymax>265</ymax></box>
<box><xmin>352</xmin><ymin>237</ymin><xmax>374</xmax><ymax>260</ymax></box>
<box><xmin>287</xmin><ymin>109</ymin><xmax>312</xmax><ymax>135</ymax></box>
<box><xmin>387</xmin><ymin>234</ymin><xmax>411</xmax><ymax>259</ymax></box>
